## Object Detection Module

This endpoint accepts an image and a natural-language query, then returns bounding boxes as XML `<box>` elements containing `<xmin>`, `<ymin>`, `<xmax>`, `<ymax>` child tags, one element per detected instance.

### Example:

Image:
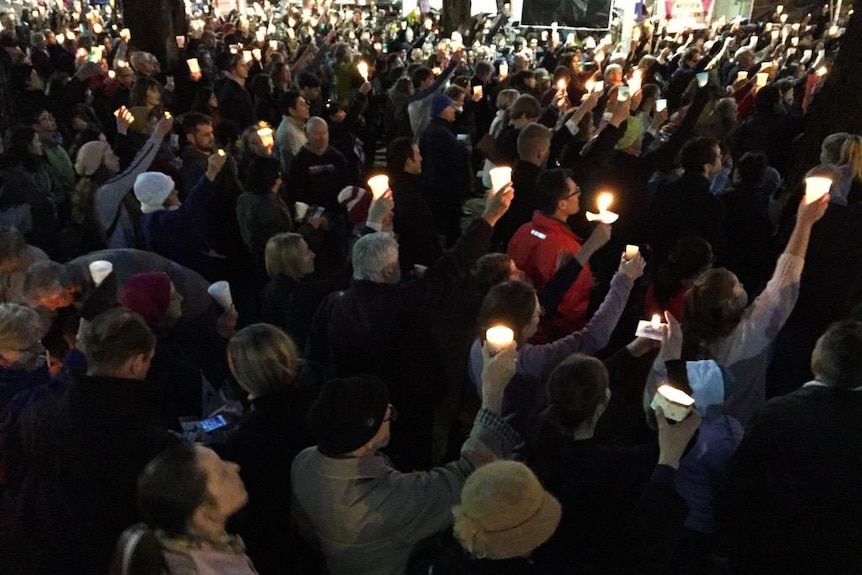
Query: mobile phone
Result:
<box><xmin>199</xmin><ymin>414</ymin><xmax>228</xmax><ymax>433</ymax></box>
<box><xmin>311</xmin><ymin>206</ymin><xmax>325</xmax><ymax>220</ymax></box>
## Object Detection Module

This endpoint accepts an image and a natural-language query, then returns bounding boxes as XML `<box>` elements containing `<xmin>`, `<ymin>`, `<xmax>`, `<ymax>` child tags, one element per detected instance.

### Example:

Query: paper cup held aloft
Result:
<box><xmin>295</xmin><ymin>201</ymin><xmax>310</xmax><ymax>220</ymax></box>
<box><xmin>489</xmin><ymin>166</ymin><xmax>512</xmax><ymax>195</ymax></box>
<box><xmin>650</xmin><ymin>384</ymin><xmax>695</xmax><ymax>422</ymax></box>
<box><xmin>486</xmin><ymin>325</ymin><xmax>515</xmax><ymax>355</ymax></box>
<box><xmin>207</xmin><ymin>281</ymin><xmax>234</xmax><ymax>310</ymax></box>
<box><xmin>804</xmin><ymin>176</ymin><xmax>831</xmax><ymax>204</ymax></box>
<box><xmin>367</xmin><ymin>175</ymin><xmax>389</xmax><ymax>200</ymax></box>
<box><xmin>89</xmin><ymin>260</ymin><xmax>113</xmax><ymax>286</ymax></box>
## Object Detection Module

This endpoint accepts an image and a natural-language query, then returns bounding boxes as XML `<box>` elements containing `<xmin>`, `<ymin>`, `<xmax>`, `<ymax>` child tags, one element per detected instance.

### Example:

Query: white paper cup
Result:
<box><xmin>485</xmin><ymin>325</ymin><xmax>515</xmax><ymax>356</ymax></box>
<box><xmin>804</xmin><ymin>176</ymin><xmax>832</xmax><ymax>204</ymax></box>
<box><xmin>655</xmin><ymin>99</ymin><xmax>667</xmax><ymax>112</ymax></box>
<box><xmin>89</xmin><ymin>260</ymin><xmax>113</xmax><ymax>286</ymax></box>
<box><xmin>367</xmin><ymin>175</ymin><xmax>389</xmax><ymax>200</ymax></box>
<box><xmin>295</xmin><ymin>201</ymin><xmax>310</xmax><ymax>220</ymax></box>
<box><xmin>625</xmin><ymin>245</ymin><xmax>639</xmax><ymax>260</ymax></box>
<box><xmin>696</xmin><ymin>72</ymin><xmax>708</xmax><ymax>87</ymax></box>
<box><xmin>489</xmin><ymin>166</ymin><xmax>512</xmax><ymax>195</ymax></box>
<box><xmin>207</xmin><ymin>281</ymin><xmax>233</xmax><ymax>310</ymax></box>
<box><xmin>187</xmin><ymin>58</ymin><xmax>200</xmax><ymax>74</ymax></box>
<box><xmin>650</xmin><ymin>384</ymin><xmax>695</xmax><ymax>422</ymax></box>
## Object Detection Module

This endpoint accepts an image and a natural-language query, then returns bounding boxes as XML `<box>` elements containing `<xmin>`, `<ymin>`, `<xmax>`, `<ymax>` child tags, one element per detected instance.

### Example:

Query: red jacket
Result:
<box><xmin>508</xmin><ymin>212</ymin><xmax>593</xmax><ymax>340</ymax></box>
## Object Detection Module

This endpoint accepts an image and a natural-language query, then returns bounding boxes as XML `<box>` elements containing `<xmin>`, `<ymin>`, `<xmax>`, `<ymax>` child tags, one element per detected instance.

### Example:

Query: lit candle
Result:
<box><xmin>120</xmin><ymin>28</ymin><xmax>130</xmax><ymax>41</ymax></box>
<box><xmin>651</xmin><ymin>384</ymin><xmax>696</xmax><ymax>422</ymax></box>
<box><xmin>625</xmin><ymin>244</ymin><xmax>640</xmax><ymax>260</ymax></box>
<box><xmin>270</xmin><ymin>40</ymin><xmax>278</xmax><ymax>50</ymax></box>
<box><xmin>816</xmin><ymin>66</ymin><xmax>828</xmax><ymax>77</ymax></box>
<box><xmin>357</xmin><ymin>60</ymin><xmax>369</xmax><ymax>81</ymax></box>
<box><xmin>696</xmin><ymin>72</ymin><xmax>708</xmax><ymax>87</ymax></box>
<box><xmin>257</xmin><ymin>126</ymin><xmax>274</xmax><ymax>148</ymax></box>
<box><xmin>252</xmin><ymin>48</ymin><xmax>262</xmax><ymax>61</ymax></box>
<box><xmin>829</xmin><ymin>25</ymin><xmax>839</xmax><ymax>36</ymax></box>
<box><xmin>57</xmin><ymin>32</ymin><xmax>65</xmax><ymax>43</ymax></box>
<box><xmin>489</xmin><ymin>166</ymin><xmax>512</xmax><ymax>194</ymax></box>
<box><xmin>485</xmin><ymin>325</ymin><xmax>515</xmax><ymax>355</ymax></box>
<box><xmin>243</xmin><ymin>50</ymin><xmax>253</xmax><ymax>63</ymax></box>
<box><xmin>93</xmin><ymin>22</ymin><xmax>103</xmax><ymax>34</ymax></box>
<box><xmin>755</xmin><ymin>72</ymin><xmax>769</xmax><ymax>88</ymax></box>
<box><xmin>88</xmin><ymin>260</ymin><xmax>113</xmax><ymax>286</ymax></box>
<box><xmin>586</xmin><ymin>192</ymin><xmax>619</xmax><ymax>223</ymax></box>
<box><xmin>108</xmin><ymin>70</ymin><xmax>115</xmax><ymax>79</ymax></box>
<box><xmin>367</xmin><ymin>175</ymin><xmax>390</xmax><ymax>200</ymax></box>
<box><xmin>176</xmin><ymin>35</ymin><xmax>185</xmax><ymax>48</ymax></box>
<box><xmin>593</xmin><ymin>80</ymin><xmax>604</xmax><ymax>93</ymax></box>
<box><xmin>499</xmin><ymin>62</ymin><xmax>508</xmax><ymax>78</ymax></box>
<box><xmin>256</xmin><ymin>27</ymin><xmax>266</xmax><ymax>42</ymax></box>
<box><xmin>804</xmin><ymin>176</ymin><xmax>832</xmax><ymax>204</ymax></box>
<box><xmin>594</xmin><ymin>51</ymin><xmax>605</xmax><ymax>63</ymax></box>
<box><xmin>656</xmin><ymin>99</ymin><xmax>667</xmax><ymax>112</ymax></box>
<box><xmin>556</xmin><ymin>78</ymin><xmax>568</xmax><ymax>91</ymax></box>
<box><xmin>736</xmin><ymin>71</ymin><xmax>749</xmax><ymax>82</ymax></box>
<box><xmin>473</xmin><ymin>85</ymin><xmax>483</xmax><ymax>98</ymax></box>
<box><xmin>791</xmin><ymin>37</ymin><xmax>799</xmax><ymax>46</ymax></box>
<box><xmin>187</xmin><ymin>58</ymin><xmax>200</xmax><ymax>74</ymax></box>
<box><xmin>217</xmin><ymin>149</ymin><xmax>226</xmax><ymax>157</ymax></box>
<box><xmin>776</xmin><ymin>4</ymin><xmax>784</xmax><ymax>13</ymax></box>
<box><xmin>651</xmin><ymin>313</ymin><xmax>662</xmax><ymax>330</ymax></box>
<box><xmin>780</xmin><ymin>13</ymin><xmax>788</xmax><ymax>23</ymax></box>
<box><xmin>585</xmin><ymin>79</ymin><xmax>595</xmax><ymax>93</ymax></box>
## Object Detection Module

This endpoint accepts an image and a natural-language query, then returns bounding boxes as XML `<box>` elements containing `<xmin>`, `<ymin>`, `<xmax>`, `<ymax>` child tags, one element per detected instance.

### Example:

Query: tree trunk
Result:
<box><xmin>442</xmin><ymin>0</ymin><xmax>472</xmax><ymax>36</ymax></box>
<box><xmin>120</xmin><ymin>0</ymin><xmax>186</xmax><ymax>71</ymax></box>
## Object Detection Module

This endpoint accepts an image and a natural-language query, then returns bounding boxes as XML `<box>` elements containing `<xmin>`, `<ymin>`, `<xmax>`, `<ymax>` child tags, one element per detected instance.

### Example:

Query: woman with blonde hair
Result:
<box><xmin>225</xmin><ymin>323</ymin><xmax>321</xmax><ymax>574</ymax></box>
<box><xmin>260</xmin><ymin>232</ymin><xmax>348</xmax><ymax>353</ymax></box>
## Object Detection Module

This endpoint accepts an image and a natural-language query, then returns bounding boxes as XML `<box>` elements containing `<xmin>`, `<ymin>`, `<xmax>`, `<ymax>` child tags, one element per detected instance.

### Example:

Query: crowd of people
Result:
<box><xmin>0</xmin><ymin>0</ymin><xmax>860</xmax><ymax>573</ymax></box>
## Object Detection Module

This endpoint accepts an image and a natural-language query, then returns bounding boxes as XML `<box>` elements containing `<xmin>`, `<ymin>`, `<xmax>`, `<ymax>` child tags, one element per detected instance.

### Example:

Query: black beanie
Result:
<box><xmin>308</xmin><ymin>375</ymin><xmax>390</xmax><ymax>456</ymax></box>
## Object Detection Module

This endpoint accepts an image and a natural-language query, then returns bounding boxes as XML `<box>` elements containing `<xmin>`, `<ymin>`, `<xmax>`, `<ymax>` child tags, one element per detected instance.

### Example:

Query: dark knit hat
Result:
<box><xmin>118</xmin><ymin>272</ymin><xmax>171</xmax><ymax>326</ymax></box>
<box><xmin>308</xmin><ymin>375</ymin><xmax>390</xmax><ymax>456</ymax></box>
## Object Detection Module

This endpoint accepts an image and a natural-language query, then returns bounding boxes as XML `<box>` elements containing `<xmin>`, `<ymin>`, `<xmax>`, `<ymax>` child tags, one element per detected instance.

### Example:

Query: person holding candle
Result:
<box><xmin>469</xmin><ymin>243</ymin><xmax>643</xmax><ymax>432</ymax></box>
<box><xmin>133</xmin><ymin>148</ymin><xmax>227</xmax><ymax>278</ymax></box>
<box><xmin>508</xmin><ymin>169</ymin><xmax>616</xmax><ymax>340</ymax></box>
<box><xmin>308</xmin><ymin>183</ymin><xmax>514</xmax><ymax>471</ymax></box>
<box><xmin>292</xmin><ymin>342</ymin><xmax>519</xmax><ymax>575</ymax></box>
<box><xmin>522</xmin><ymin>352</ymin><xmax>703</xmax><ymax>573</ymax></box>
<box><xmin>645</xmin><ymin>192</ymin><xmax>829</xmax><ymax>426</ymax></box>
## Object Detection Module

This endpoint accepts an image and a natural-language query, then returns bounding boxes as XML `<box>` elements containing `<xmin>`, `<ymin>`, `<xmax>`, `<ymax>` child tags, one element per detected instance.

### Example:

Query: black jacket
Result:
<box><xmin>216</xmin><ymin>76</ymin><xmax>256</xmax><ymax>130</ymax></box>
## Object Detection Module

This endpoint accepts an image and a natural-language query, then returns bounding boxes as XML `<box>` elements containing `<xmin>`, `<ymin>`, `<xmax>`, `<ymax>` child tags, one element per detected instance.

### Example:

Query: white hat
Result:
<box><xmin>134</xmin><ymin>172</ymin><xmax>175</xmax><ymax>214</ymax></box>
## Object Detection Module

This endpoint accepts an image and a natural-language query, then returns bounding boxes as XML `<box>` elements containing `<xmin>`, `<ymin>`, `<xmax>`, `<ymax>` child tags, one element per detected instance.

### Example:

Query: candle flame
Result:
<box><xmin>597</xmin><ymin>192</ymin><xmax>613</xmax><ymax>213</ymax></box>
<box><xmin>651</xmin><ymin>314</ymin><xmax>662</xmax><ymax>330</ymax></box>
<box><xmin>357</xmin><ymin>61</ymin><xmax>369</xmax><ymax>80</ymax></box>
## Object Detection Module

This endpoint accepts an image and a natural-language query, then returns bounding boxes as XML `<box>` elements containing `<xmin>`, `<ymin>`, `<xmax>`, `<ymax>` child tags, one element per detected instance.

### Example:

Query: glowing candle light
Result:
<box><xmin>656</xmin><ymin>99</ymin><xmax>667</xmax><ymax>112</ymax></box>
<box><xmin>357</xmin><ymin>60</ymin><xmax>369</xmax><ymax>81</ymax></box>
<box><xmin>804</xmin><ymin>176</ymin><xmax>832</xmax><ymax>204</ymax></box>
<box><xmin>257</xmin><ymin>126</ymin><xmax>274</xmax><ymax>148</ymax></box>
<box><xmin>489</xmin><ymin>166</ymin><xmax>512</xmax><ymax>194</ymax></box>
<box><xmin>625</xmin><ymin>245</ymin><xmax>640</xmax><ymax>260</ymax></box>
<box><xmin>367</xmin><ymin>175</ymin><xmax>390</xmax><ymax>200</ymax></box>
<box><xmin>651</xmin><ymin>384</ymin><xmax>696</xmax><ymax>422</ymax></box>
<box><xmin>651</xmin><ymin>313</ymin><xmax>662</xmax><ymax>330</ymax></box>
<box><xmin>485</xmin><ymin>325</ymin><xmax>515</xmax><ymax>355</ymax></box>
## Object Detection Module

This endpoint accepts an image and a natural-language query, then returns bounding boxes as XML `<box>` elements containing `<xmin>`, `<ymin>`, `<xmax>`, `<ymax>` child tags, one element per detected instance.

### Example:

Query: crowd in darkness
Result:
<box><xmin>0</xmin><ymin>1</ymin><xmax>861</xmax><ymax>574</ymax></box>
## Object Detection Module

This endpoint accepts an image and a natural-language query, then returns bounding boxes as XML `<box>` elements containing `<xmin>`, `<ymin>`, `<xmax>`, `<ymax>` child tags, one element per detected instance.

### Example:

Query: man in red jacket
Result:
<box><xmin>508</xmin><ymin>168</ymin><xmax>598</xmax><ymax>342</ymax></box>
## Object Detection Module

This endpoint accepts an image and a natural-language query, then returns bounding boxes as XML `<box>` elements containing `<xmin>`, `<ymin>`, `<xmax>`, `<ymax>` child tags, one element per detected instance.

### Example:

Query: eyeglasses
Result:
<box><xmin>383</xmin><ymin>403</ymin><xmax>398</xmax><ymax>423</ymax></box>
<box><xmin>563</xmin><ymin>187</ymin><xmax>581</xmax><ymax>199</ymax></box>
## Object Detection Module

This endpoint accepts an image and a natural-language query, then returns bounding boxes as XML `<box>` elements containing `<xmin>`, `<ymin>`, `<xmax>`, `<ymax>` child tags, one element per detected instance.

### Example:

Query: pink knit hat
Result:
<box><xmin>118</xmin><ymin>273</ymin><xmax>172</xmax><ymax>325</ymax></box>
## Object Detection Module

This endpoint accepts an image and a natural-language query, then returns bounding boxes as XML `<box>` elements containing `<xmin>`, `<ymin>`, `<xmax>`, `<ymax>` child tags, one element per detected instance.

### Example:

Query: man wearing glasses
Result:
<box><xmin>508</xmin><ymin>168</ymin><xmax>610</xmax><ymax>342</ymax></box>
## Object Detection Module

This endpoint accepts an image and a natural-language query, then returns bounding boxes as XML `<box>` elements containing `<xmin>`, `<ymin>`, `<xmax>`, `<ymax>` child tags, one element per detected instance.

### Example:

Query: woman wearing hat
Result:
<box><xmin>430</xmin><ymin>461</ymin><xmax>561</xmax><ymax>574</ymax></box>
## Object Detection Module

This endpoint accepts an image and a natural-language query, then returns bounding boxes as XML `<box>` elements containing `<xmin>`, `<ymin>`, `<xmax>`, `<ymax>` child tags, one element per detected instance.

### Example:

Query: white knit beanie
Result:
<box><xmin>75</xmin><ymin>140</ymin><xmax>110</xmax><ymax>177</ymax></box>
<box><xmin>134</xmin><ymin>172</ymin><xmax>175</xmax><ymax>214</ymax></box>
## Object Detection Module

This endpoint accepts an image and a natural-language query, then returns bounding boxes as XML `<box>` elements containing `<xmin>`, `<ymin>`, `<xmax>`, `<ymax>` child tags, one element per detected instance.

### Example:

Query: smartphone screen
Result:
<box><xmin>199</xmin><ymin>414</ymin><xmax>228</xmax><ymax>433</ymax></box>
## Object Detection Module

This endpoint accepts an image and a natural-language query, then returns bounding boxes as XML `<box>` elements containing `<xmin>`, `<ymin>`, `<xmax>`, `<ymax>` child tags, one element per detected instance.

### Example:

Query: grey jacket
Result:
<box><xmin>290</xmin><ymin>409</ymin><xmax>520</xmax><ymax>575</ymax></box>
